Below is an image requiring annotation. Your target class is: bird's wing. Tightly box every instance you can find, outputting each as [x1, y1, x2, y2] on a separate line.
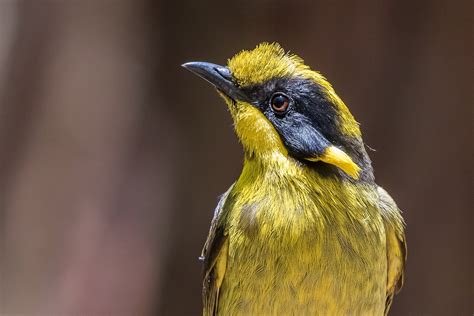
[377, 186, 407, 315]
[201, 185, 234, 316]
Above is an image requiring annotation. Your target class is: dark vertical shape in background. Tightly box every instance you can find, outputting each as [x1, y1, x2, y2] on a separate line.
[0, 0, 471, 315]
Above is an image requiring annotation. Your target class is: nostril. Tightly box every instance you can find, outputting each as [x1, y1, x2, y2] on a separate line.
[214, 66, 233, 82]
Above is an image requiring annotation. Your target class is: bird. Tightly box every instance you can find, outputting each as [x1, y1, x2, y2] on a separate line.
[183, 42, 406, 316]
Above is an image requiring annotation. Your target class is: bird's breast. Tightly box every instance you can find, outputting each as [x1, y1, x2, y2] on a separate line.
[220, 167, 387, 315]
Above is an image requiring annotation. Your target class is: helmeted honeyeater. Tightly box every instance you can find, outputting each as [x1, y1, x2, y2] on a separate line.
[183, 43, 406, 316]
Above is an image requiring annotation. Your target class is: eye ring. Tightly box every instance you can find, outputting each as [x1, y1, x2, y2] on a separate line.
[270, 93, 291, 114]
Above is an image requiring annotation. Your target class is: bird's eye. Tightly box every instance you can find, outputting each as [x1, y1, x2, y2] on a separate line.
[270, 93, 290, 114]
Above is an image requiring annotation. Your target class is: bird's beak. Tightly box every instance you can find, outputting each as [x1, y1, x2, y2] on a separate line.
[182, 62, 249, 102]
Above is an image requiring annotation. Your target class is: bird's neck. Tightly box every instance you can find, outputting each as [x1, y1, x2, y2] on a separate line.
[241, 150, 304, 179]
[235, 150, 318, 197]
[233, 150, 378, 238]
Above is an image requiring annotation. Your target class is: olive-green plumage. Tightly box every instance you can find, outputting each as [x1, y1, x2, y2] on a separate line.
[184, 43, 406, 316]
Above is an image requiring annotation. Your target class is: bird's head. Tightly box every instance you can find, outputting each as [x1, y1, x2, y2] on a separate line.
[183, 43, 371, 181]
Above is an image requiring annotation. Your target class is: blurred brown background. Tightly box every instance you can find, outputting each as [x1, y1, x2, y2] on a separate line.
[0, 0, 471, 315]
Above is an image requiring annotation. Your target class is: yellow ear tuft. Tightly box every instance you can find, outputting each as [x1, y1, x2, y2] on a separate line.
[307, 146, 360, 179]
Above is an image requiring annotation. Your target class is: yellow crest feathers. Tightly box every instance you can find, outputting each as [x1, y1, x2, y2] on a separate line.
[228, 42, 308, 87]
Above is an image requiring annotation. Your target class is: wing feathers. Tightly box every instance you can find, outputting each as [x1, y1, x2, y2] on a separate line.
[377, 186, 407, 315]
[201, 186, 234, 316]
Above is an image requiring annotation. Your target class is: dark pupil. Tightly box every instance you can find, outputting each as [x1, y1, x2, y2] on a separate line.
[273, 95, 288, 110]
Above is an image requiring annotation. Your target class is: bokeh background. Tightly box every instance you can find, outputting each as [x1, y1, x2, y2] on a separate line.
[0, 0, 471, 315]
